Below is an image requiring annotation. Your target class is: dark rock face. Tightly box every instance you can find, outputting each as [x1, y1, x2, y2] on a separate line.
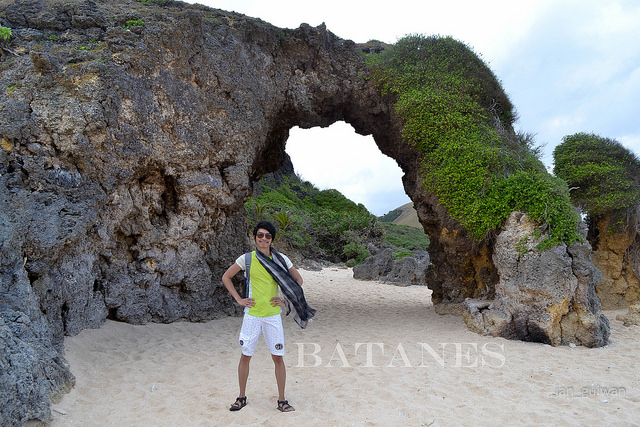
[353, 247, 430, 286]
[1, 252, 76, 425]
[0, 0, 610, 423]
[410, 181, 500, 311]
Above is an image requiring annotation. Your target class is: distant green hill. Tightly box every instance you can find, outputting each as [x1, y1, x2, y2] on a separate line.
[379, 202, 421, 228]
[379, 203, 430, 256]
[250, 159, 429, 264]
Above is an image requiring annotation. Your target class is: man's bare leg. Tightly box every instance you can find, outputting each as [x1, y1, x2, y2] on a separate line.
[272, 354, 294, 412]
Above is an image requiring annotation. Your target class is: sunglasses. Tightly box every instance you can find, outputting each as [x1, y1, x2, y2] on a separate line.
[256, 232, 272, 239]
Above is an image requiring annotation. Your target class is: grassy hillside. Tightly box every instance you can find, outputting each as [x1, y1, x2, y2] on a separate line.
[246, 175, 382, 265]
[380, 202, 421, 228]
[379, 203, 430, 257]
[381, 222, 430, 258]
[247, 175, 431, 264]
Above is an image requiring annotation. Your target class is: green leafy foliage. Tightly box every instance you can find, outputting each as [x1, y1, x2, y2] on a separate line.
[123, 19, 145, 30]
[0, 26, 11, 42]
[273, 210, 293, 232]
[553, 132, 640, 232]
[342, 237, 371, 267]
[379, 209, 402, 223]
[248, 175, 434, 263]
[366, 34, 581, 248]
[245, 176, 380, 263]
[381, 222, 430, 254]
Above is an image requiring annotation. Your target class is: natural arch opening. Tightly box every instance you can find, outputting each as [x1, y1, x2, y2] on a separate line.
[250, 120, 432, 267]
[285, 122, 410, 217]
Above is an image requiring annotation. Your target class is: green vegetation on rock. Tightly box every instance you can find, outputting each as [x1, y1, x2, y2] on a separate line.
[245, 176, 380, 265]
[123, 19, 145, 30]
[247, 175, 433, 265]
[366, 34, 581, 249]
[381, 222, 430, 257]
[0, 26, 11, 42]
[553, 132, 640, 232]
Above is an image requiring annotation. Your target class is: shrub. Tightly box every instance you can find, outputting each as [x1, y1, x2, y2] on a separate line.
[343, 241, 371, 267]
[553, 132, 640, 232]
[273, 210, 293, 232]
[245, 175, 379, 263]
[123, 19, 145, 30]
[0, 26, 11, 42]
[366, 34, 580, 248]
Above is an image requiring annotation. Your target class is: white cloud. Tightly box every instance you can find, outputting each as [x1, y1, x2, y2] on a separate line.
[619, 135, 640, 155]
[286, 123, 409, 215]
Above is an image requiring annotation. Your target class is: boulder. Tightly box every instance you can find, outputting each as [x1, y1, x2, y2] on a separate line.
[462, 212, 610, 347]
[616, 303, 640, 326]
[353, 248, 430, 286]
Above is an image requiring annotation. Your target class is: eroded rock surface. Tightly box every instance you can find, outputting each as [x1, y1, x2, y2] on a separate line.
[462, 212, 610, 347]
[590, 215, 640, 308]
[0, 0, 406, 423]
[352, 247, 430, 286]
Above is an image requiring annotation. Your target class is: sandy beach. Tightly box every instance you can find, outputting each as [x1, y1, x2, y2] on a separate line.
[47, 267, 640, 426]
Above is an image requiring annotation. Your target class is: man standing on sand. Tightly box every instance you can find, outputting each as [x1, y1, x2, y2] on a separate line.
[222, 221, 314, 413]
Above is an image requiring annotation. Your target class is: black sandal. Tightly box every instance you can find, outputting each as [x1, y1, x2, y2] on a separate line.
[277, 399, 295, 412]
[230, 396, 247, 411]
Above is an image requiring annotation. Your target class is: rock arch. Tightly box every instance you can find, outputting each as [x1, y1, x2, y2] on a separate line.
[0, 0, 610, 423]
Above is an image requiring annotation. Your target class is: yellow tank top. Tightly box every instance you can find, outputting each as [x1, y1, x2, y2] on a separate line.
[247, 251, 281, 317]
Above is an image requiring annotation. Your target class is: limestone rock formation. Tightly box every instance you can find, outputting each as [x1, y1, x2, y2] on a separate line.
[616, 303, 640, 326]
[462, 212, 610, 347]
[0, 1, 400, 423]
[0, 0, 610, 424]
[353, 247, 430, 286]
[590, 215, 640, 308]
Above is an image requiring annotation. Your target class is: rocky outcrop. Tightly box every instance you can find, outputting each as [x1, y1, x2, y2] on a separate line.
[353, 247, 430, 286]
[0, 0, 610, 423]
[590, 214, 640, 308]
[1, 250, 76, 425]
[410, 180, 500, 311]
[616, 303, 640, 326]
[462, 212, 610, 347]
[0, 0, 407, 423]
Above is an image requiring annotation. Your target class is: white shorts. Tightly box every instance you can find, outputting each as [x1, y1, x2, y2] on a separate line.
[239, 313, 285, 356]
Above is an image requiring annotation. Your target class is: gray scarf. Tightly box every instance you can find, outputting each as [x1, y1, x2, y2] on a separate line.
[255, 247, 316, 329]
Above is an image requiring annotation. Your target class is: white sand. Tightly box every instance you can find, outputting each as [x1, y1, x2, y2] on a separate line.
[49, 267, 640, 426]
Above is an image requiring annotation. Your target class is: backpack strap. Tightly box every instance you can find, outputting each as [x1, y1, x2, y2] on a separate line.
[242, 252, 252, 299]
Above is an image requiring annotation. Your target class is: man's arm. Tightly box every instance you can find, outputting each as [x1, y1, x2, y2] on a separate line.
[289, 266, 303, 286]
[222, 263, 255, 308]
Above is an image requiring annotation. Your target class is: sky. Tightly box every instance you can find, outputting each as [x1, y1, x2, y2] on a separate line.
[189, 0, 640, 216]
